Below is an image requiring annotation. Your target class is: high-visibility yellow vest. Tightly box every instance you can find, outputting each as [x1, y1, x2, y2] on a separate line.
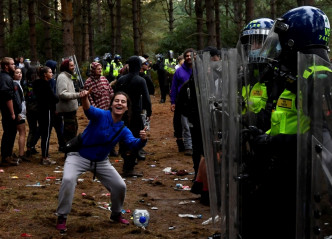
[164, 58, 177, 74]
[267, 65, 332, 136]
[103, 63, 111, 76]
[248, 82, 268, 114]
[111, 61, 123, 77]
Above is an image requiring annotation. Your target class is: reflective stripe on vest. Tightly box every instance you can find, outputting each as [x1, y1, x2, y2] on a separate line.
[103, 63, 110, 76]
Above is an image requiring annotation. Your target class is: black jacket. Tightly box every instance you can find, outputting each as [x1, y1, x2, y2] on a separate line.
[33, 79, 59, 112]
[115, 56, 152, 117]
[0, 71, 22, 115]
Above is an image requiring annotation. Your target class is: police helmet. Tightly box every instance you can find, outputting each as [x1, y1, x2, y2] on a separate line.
[260, 6, 330, 60]
[168, 50, 174, 59]
[240, 18, 274, 62]
[103, 53, 112, 60]
[114, 54, 122, 61]
[155, 54, 163, 62]
[94, 57, 100, 62]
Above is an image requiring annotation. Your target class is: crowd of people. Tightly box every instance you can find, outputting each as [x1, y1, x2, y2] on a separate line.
[0, 5, 331, 236]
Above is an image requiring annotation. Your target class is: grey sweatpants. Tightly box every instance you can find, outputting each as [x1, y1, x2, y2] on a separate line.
[56, 152, 126, 217]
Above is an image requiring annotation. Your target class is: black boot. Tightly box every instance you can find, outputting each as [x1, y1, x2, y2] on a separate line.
[176, 139, 185, 152]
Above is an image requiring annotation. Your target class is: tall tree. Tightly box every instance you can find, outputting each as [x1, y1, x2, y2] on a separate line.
[132, 0, 140, 55]
[87, 0, 94, 58]
[245, 0, 254, 24]
[233, 0, 243, 35]
[215, 0, 221, 48]
[40, 0, 53, 60]
[73, 0, 83, 63]
[106, 0, 116, 55]
[115, 0, 122, 55]
[195, 0, 204, 50]
[0, 0, 6, 57]
[18, 0, 23, 25]
[270, 0, 276, 20]
[9, 0, 14, 35]
[61, 0, 75, 56]
[54, 0, 59, 22]
[97, 0, 103, 34]
[206, 0, 216, 46]
[28, 0, 38, 63]
[82, 0, 89, 61]
[161, 0, 175, 32]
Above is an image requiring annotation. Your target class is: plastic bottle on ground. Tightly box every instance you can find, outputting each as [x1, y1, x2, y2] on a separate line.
[133, 209, 150, 229]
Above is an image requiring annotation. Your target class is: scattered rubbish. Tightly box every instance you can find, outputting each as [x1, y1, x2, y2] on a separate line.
[21, 233, 32, 237]
[126, 209, 131, 213]
[179, 200, 196, 205]
[178, 214, 202, 219]
[0, 169, 4, 173]
[26, 183, 45, 188]
[174, 184, 190, 191]
[11, 176, 18, 179]
[151, 207, 158, 210]
[82, 192, 87, 196]
[53, 171, 63, 173]
[174, 178, 189, 181]
[169, 226, 176, 230]
[121, 209, 126, 214]
[202, 215, 220, 225]
[45, 176, 56, 180]
[78, 178, 84, 182]
[101, 193, 111, 197]
[208, 232, 222, 239]
[162, 167, 172, 174]
[176, 170, 188, 176]
[133, 209, 150, 229]
[150, 165, 156, 167]
[14, 209, 21, 212]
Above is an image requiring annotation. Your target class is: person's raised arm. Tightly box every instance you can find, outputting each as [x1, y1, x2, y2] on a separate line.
[81, 88, 92, 111]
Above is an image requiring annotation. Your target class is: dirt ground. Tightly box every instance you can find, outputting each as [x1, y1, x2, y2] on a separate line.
[0, 92, 221, 238]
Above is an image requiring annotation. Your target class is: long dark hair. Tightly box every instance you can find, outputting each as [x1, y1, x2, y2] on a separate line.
[111, 91, 132, 125]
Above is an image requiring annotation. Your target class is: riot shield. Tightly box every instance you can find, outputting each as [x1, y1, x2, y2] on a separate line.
[192, 51, 223, 230]
[297, 52, 332, 238]
[62, 55, 84, 89]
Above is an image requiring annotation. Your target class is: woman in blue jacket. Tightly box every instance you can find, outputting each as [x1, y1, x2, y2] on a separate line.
[56, 90, 147, 233]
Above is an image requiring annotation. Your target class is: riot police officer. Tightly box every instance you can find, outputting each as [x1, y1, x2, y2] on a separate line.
[249, 6, 331, 239]
[110, 54, 123, 82]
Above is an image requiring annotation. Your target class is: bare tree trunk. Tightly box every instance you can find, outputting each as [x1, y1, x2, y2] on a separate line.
[28, 0, 38, 64]
[97, 0, 103, 34]
[184, 0, 192, 16]
[0, 0, 7, 57]
[87, 0, 94, 58]
[233, 0, 243, 37]
[82, 0, 89, 61]
[304, 0, 314, 5]
[54, 0, 59, 22]
[195, 0, 204, 50]
[132, 0, 140, 55]
[41, 0, 53, 60]
[168, 0, 174, 32]
[18, 0, 23, 25]
[138, 0, 144, 55]
[9, 0, 14, 35]
[245, 0, 254, 24]
[206, 0, 216, 46]
[215, 0, 221, 48]
[115, 0, 122, 55]
[225, 0, 229, 28]
[73, 0, 83, 64]
[61, 0, 75, 56]
[270, 0, 276, 20]
[107, 0, 116, 55]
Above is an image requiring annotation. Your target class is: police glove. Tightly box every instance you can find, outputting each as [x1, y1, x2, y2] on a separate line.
[254, 134, 272, 145]
[248, 125, 264, 137]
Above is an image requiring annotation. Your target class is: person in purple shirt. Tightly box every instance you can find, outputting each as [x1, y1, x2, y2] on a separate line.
[170, 48, 195, 156]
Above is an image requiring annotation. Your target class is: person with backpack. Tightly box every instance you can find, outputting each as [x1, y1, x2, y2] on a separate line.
[55, 90, 148, 233]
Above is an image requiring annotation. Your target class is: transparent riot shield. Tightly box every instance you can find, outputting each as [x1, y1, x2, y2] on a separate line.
[220, 48, 243, 239]
[192, 51, 223, 230]
[297, 52, 332, 239]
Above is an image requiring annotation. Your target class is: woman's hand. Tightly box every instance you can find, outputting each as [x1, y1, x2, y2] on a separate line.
[139, 126, 148, 141]
[81, 88, 92, 110]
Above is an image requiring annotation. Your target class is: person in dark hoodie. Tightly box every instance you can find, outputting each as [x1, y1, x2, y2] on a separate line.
[114, 56, 152, 177]
[33, 66, 59, 165]
[45, 60, 65, 152]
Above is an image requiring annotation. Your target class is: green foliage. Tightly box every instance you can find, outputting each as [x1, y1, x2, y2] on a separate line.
[5, 19, 63, 63]
[157, 17, 197, 56]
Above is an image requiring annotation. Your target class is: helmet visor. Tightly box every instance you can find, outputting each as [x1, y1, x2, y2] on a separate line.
[259, 24, 282, 60]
